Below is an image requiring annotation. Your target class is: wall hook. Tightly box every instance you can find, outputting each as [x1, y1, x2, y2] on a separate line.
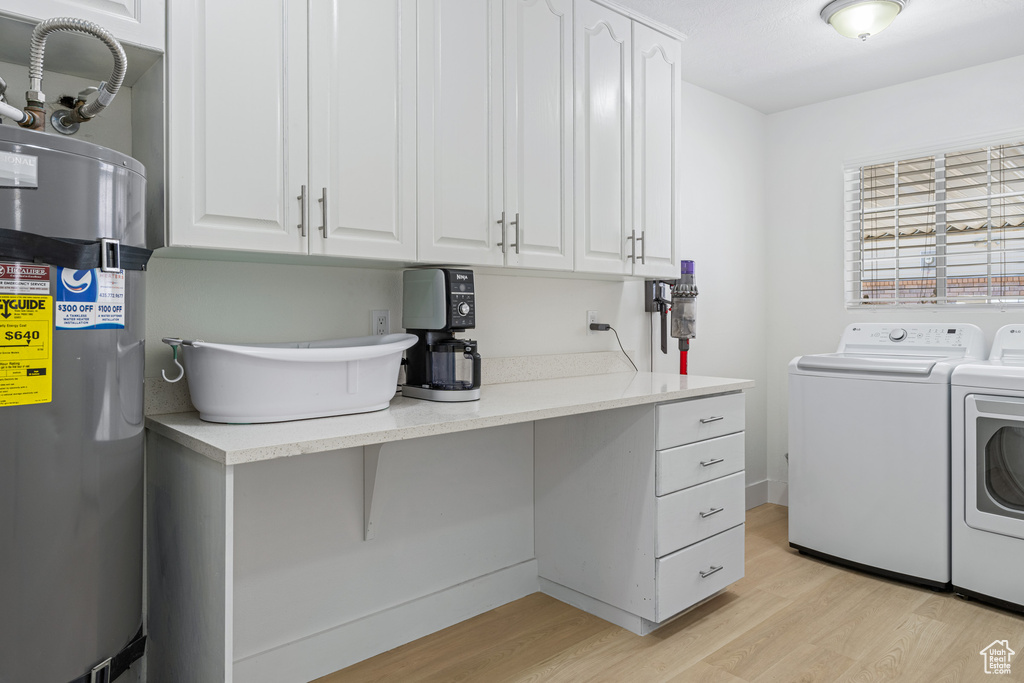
[161, 337, 185, 383]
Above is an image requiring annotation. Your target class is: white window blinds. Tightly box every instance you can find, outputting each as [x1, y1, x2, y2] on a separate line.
[845, 140, 1024, 306]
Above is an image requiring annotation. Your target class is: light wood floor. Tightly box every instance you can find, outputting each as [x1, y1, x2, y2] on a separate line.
[316, 504, 1024, 682]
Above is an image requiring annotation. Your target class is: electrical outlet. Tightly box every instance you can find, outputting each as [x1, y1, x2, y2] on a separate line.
[372, 310, 390, 336]
[587, 310, 597, 335]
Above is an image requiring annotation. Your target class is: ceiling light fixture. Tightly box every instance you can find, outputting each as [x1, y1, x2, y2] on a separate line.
[821, 0, 907, 41]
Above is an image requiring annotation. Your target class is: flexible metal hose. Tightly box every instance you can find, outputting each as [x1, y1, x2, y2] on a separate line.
[28, 17, 127, 119]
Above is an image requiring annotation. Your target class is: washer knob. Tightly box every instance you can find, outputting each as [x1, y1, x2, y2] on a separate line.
[458, 302, 471, 316]
[889, 328, 907, 342]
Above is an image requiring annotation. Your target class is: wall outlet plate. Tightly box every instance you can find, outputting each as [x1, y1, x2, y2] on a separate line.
[587, 310, 597, 335]
[372, 310, 390, 336]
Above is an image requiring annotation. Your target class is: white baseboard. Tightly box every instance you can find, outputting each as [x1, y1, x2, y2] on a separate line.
[768, 480, 789, 506]
[745, 479, 768, 509]
[232, 560, 540, 683]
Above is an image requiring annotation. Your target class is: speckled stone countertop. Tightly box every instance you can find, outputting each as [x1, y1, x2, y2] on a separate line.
[145, 372, 754, 465]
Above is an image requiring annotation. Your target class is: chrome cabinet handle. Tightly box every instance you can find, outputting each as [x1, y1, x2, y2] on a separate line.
[700, 416, 725, 424]
[510, 212, 519, 254]
[700, 507, 724, 518]
[699, 565, 724, 579]
[638, 230, 646, 264]
[319, 187, 328, 237]
[297, 185, 308, 237]
[700, 458, 725, 467]
[497, 211, 507, 253]
[627, 229, 636, 263]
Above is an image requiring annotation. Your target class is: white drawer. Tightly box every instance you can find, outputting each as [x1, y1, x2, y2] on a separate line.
[656, 393, 744, 450]
[656, 524, 744, 622]
[656, 471, 745, 557]
[656, 432, 744, 496]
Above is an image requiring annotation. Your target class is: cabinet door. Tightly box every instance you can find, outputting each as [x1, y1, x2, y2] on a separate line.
[633, 24, 681, 278]
[167, 0, 308, 254]
[308, 0, 417, 261]
[417, 0, 504, 266]
[573, 0, 632, 275]
[0, 0, 165, 50]
[502, 0, 573, 270]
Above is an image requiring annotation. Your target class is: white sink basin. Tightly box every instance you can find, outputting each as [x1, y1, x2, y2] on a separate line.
[167, 333, 417, 423]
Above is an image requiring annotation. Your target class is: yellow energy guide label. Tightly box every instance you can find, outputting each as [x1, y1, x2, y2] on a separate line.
[0, 295, 52, 406]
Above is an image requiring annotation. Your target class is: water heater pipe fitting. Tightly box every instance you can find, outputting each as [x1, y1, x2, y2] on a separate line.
[0, 100, 30, 125]
[26, 17, 127, 131]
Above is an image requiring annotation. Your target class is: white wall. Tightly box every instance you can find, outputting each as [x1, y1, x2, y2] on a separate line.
[144, 81, 771, 491]
[143, 256, 645, 370]
[765, 55, 1024, 494]
[678, 82, 769, 488]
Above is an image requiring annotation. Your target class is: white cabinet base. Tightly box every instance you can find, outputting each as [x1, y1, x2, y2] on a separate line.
[535, 396, 746, 635]
[539, 577, 728, 637]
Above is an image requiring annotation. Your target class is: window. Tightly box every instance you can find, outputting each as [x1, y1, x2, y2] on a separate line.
[845, 139, 1024, 306]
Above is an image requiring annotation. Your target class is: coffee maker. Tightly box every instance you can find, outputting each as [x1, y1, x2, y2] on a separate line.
[401, 268, 481, 401]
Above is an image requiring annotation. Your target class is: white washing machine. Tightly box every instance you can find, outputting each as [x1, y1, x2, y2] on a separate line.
[952, 324, 1024, 613]
[789, 323, 985, 588]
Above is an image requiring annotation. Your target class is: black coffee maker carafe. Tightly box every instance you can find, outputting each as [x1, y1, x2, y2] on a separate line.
[401, 268, 481, 401]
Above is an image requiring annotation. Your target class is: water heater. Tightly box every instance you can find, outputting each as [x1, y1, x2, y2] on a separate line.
[0, 125, 148, 683]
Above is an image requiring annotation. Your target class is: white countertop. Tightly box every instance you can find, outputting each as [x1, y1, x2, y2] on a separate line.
[145, 372, 753, 465]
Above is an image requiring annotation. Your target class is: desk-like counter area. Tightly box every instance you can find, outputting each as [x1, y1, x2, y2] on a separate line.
[146, 372, 753, 464]
[145, 372, 752, 683]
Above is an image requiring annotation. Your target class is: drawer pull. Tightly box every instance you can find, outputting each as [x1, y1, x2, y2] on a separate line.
[699, 457, 725, 467]
[699, 565, 724, 579]
[700, 416, 725, 424]
[700, 507, 724, 518]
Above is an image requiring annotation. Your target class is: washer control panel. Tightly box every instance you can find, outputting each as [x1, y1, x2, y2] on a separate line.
[837, 323, 985, 358]
[848, 325, 967, 346]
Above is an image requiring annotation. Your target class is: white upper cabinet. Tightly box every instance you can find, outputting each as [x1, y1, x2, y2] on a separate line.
[308, 0, 417, 261]
[632, 22, 682, 279]
[574, 1, 683, 277]
[168, 0, 416, 261]
[502, 0, 574, 271]
[573, 0, 632, 275]
[417, 0, 505, 267]
[165, 0, 682, 275]
[167, 0, 308, 254]
[0, 0, 165, 50]
[419, 0, 573, 270]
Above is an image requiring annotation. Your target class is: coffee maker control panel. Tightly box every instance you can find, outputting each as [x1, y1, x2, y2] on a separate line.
[448, 269, 475, 330]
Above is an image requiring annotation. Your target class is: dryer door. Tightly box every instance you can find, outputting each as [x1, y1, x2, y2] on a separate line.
[965, 395, 1024, 540]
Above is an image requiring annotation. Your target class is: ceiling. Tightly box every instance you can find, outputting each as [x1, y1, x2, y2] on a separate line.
[611, 0, 1024, 114]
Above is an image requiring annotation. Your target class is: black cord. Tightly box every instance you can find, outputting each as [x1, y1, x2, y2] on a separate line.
[608, 325, 638, 372]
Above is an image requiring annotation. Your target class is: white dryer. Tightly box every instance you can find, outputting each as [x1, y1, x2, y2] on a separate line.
[952, 324, 1024, 612]
[789, 323, 985, 588]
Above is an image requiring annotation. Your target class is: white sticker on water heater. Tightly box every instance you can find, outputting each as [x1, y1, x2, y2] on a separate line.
[0, 152, 38, 188]
[55, 267, 126, 330]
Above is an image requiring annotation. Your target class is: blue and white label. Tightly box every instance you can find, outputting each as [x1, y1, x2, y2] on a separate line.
[55, 267, 126, 330]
